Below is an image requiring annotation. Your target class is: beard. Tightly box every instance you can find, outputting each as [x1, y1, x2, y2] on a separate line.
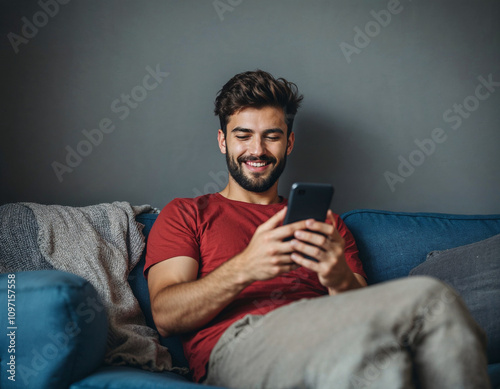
[226, 151, 287, 193]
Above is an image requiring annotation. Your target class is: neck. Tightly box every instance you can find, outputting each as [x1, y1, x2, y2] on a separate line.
[219, 177, 281, 205]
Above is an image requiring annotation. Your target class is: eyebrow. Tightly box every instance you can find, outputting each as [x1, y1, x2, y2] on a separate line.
[231, 127, 285, 135]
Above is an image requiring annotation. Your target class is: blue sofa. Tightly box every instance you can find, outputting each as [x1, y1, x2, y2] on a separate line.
[1, 209, 499, 389]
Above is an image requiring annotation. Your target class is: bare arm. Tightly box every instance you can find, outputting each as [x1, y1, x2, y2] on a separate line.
[148, 255, 252, 337]
[148, 207, 303, 337]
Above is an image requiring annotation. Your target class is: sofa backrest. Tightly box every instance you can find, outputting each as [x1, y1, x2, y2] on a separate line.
[128, 212, 189, 368]
[341, 209, 500, 285]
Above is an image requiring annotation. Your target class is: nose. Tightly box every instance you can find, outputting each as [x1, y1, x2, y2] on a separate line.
[248, 135, 265, 156]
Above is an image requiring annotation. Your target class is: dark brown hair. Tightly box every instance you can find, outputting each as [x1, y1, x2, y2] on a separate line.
[214, 70, 303, 137]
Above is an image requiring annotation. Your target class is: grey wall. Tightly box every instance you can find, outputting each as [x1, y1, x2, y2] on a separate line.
[1, 0, 499, 214]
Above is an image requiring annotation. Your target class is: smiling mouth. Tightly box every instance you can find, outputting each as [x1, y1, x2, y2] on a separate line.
[246, 161, 270, 167]
[242, 159, 273, 172]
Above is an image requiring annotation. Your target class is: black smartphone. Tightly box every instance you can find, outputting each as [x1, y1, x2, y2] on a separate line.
[283, 183, 334, 261]
[284, 182, 334, 225]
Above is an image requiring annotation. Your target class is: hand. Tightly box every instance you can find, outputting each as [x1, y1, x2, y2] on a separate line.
[233, 207, 311, 284]
[289, 210, 358, 292]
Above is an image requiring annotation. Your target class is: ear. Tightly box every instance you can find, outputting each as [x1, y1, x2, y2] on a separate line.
[218, 129, 227, 154]
[286, 132, 295, 155]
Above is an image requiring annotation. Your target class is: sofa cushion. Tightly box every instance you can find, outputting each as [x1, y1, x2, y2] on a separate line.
[409, 233, 500, 363]
[70, 366, 226, 389]
[341, 209, 500, 285]
[488, 363, 500, 388]
[0, 270, 108, 389]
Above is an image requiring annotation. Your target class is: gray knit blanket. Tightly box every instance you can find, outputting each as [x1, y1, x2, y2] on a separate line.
[0, 201, 182, 373]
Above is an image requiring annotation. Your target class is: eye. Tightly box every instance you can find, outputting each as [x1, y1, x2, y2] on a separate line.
[236, 135, 250, 140]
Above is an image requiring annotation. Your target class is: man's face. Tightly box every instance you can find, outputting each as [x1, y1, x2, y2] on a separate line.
[218, 106, 294, 193]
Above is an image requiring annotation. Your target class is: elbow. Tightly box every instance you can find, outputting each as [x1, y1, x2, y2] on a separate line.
[151, 298, 173, 338]
[155, 319, 183, 338]
[152, 311, 174, 338]
[153, 310, 189, 338]
[157, 325, 170, 338]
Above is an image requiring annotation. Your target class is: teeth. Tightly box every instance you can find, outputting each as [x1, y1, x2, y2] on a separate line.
[247, 162, 267, 167]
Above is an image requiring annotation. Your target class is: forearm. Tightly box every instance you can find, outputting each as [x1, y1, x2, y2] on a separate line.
[151, 207, 301, 337]
[152, 257, 251, 337]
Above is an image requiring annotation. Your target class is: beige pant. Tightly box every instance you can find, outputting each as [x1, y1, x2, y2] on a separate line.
[204, 277, 490, 389]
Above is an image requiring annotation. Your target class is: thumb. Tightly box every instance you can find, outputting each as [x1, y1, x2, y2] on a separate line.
[327, 210, 342, 241]
[261, 206, 288, 231]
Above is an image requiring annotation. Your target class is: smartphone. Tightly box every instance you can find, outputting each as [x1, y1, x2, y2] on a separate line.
[284, 182, 334, 225]
[283, 182, 334, 261]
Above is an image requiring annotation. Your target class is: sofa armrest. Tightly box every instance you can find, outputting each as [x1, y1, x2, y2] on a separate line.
[0, 270, 108, 389]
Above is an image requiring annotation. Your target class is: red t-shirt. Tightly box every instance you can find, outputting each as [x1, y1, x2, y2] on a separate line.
[145, 193, 365, 382]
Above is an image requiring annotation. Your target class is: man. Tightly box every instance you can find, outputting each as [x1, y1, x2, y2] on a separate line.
[145, 70, 489, 388]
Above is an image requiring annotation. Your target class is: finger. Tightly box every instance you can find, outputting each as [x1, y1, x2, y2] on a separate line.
[274, 239, 297, 254]
[290, 239, 325, 262]
[290, 252, 320, 272]
[303, 218, 335, 238]
[293, 229, 329, 248]
[260, 207, 288, 231]
[327, 210, 341, 235]
[274, 238, 320, 259]
[272, 219, 310, 241]
[326, 210, 344, 242]
[272, 255, 301, 272]
[327, 210, 335, 228]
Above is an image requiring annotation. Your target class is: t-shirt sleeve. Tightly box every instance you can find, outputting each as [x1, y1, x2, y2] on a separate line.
[333, 213, 367, 280]
[144, 198, 200, 278]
